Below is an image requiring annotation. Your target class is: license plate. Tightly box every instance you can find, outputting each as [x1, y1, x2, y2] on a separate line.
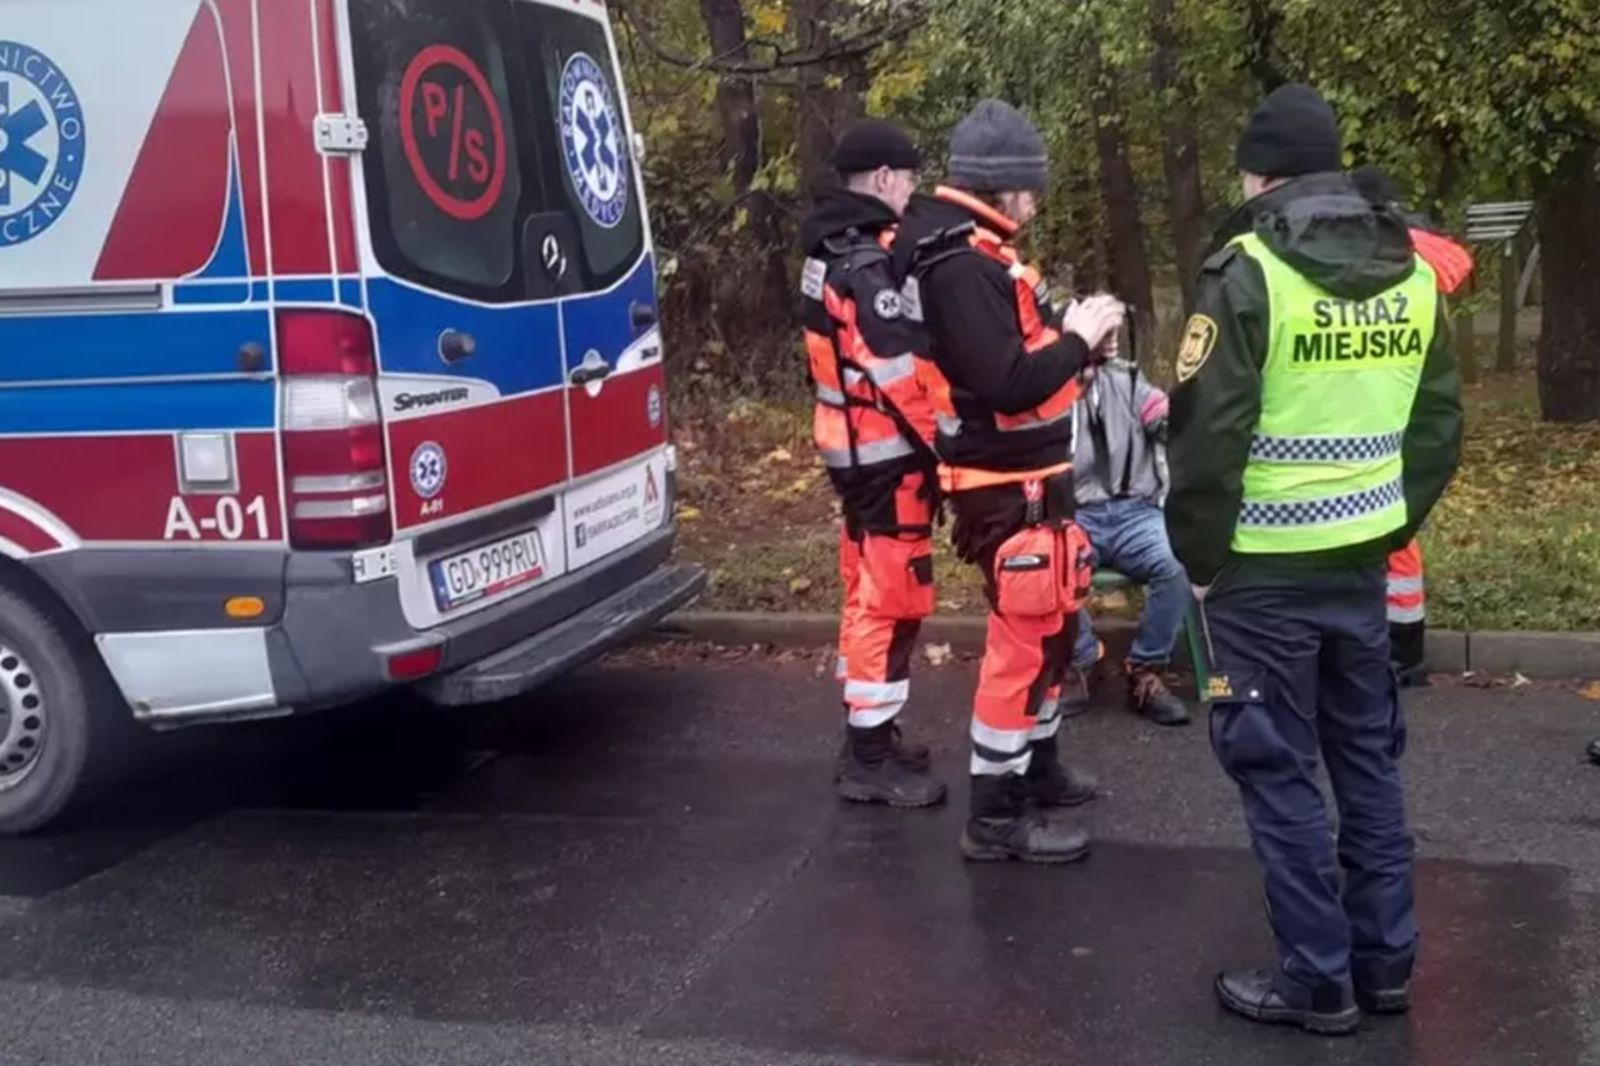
[429, 529, 546, 612]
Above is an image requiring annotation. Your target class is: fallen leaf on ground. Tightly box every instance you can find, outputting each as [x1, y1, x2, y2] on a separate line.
[924, 643, 954, 667]
[677, 505, 703, 522]
[789, 577, 814, 595]
[1579, 681, 1600, 701]
[762, 447, 793, 464]
[1511, 672, 1532, 688]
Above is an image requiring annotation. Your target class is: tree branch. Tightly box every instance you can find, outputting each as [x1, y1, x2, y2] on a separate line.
[614, 0, 926, 75]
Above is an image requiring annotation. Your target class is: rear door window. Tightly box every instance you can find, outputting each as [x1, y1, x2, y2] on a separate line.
[351, 0, 644, 302]
[513, 3, 645, 290]
[349, 0, 526, 299]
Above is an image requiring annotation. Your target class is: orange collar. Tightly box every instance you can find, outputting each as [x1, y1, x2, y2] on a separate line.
[934, 186, 1019, 238]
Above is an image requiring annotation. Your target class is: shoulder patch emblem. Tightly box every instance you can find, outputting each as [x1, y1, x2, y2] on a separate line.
[801, 257, 827, 301]
[873, 289, 903, 321]
[1176, 314, 1219, 383]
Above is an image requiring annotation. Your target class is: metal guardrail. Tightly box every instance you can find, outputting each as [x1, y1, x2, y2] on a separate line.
[1466, 201, 1534, 243]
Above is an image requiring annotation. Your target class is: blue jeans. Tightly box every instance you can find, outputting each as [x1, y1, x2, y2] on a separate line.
[1072, 497, 1189, 669]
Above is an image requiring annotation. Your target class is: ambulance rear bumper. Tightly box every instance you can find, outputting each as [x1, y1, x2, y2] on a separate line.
[57, 525, 696, 726]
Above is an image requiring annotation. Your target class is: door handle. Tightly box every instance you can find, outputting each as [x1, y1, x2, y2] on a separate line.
[569, 350, 613, 387]
[438, 329, 477, 364]
[629, 301, 658, 334]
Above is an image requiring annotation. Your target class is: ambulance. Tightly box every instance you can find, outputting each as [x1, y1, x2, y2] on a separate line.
[0, 0, 702, 832]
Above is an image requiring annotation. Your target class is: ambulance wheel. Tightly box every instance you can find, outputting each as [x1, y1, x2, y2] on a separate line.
[0, 585, 105, 835]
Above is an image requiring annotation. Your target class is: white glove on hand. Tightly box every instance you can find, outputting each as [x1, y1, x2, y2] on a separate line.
[1061, 293, 1126, 354]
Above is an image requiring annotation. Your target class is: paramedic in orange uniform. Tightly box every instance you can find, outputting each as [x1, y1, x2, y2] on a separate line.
[799, 119, 946, 808]
[1351, 167, 1476, 688]
[896, 100, 1126, 862]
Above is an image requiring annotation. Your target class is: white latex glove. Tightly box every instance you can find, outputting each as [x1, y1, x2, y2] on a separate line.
[1061, 293, 1126, 354]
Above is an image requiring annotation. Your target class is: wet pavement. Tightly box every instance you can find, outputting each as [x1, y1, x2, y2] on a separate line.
[1, 646, 1598, 1065]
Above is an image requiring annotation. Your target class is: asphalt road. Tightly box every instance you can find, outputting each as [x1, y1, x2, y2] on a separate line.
[1, 643, 1597, 1066]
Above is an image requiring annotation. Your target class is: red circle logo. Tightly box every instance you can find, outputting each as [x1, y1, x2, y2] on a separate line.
[398, 45, 508, 222]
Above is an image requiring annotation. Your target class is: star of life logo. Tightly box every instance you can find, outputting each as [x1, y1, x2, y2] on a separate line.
[559, 52, 627, 229]
[410, 441, 448, 500]
[0, 41, 85, 249]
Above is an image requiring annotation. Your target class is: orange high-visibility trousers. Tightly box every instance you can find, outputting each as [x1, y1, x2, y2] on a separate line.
[1387, 540, 1425, 626]
[950, 483, 1092, 776]
[836, 471, 937, 728]
[1387, 539, 1426, 674]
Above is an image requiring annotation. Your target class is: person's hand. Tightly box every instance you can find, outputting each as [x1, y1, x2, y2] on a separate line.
[1062, 293, 1125, 353]
[1140, 388, 1169, 426]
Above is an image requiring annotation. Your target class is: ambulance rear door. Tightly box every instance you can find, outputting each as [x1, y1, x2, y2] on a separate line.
[345, 0, 666, 631]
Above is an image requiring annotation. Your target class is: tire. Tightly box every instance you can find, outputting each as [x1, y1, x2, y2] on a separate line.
[0, 584, 107, 835]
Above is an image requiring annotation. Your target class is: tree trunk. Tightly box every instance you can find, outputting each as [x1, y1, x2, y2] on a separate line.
[1091, 87, 1157, 364]
[696, 0, 791, 368]
[1496, 245, 1520, 373]
[698, 0, 761, 192]
[1455, 306, 1479, 385]
[1534, 146, 1600, 422]
[788, 0, 866, 205]
[1149, 0, 1207, 315]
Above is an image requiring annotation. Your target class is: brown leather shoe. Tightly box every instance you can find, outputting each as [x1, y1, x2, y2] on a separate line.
[1128, 663, 1192, 727]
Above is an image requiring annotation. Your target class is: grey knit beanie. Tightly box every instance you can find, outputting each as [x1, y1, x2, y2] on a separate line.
[947, 100, 1049, 193]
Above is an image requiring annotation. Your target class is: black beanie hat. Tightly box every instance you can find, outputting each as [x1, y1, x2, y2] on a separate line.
[831, 119, 922, 176]
[1236, 84, 1343, 179]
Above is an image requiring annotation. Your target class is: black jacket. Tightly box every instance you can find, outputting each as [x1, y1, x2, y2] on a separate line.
[1167, 172, 1464, 584]
[893, 193, 1090, 473]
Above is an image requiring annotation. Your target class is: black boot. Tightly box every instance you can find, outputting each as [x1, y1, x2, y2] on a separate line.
[834, 721, 931, 780]
[1023, 735, 1098, 808]
[837, 724, 946, 808]
[1128, 663, 1192, 727]
[960, 774, 1089, 864]
[1215, 969, 1359, 1036]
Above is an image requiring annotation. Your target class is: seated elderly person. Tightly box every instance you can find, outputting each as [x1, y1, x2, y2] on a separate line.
[1066, 358, 1193, 726]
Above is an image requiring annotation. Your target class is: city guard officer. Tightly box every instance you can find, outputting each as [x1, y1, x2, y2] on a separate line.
[1166, 85, 1464, 1034]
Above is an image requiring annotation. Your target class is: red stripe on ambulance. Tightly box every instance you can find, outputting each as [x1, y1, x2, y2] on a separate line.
[94, 6, 233, 281]
[387, 391, 569, 531]
[0, 434, 283, 543]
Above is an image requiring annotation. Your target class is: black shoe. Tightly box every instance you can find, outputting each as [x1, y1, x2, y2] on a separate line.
[834, 720, 931, 780]
[1396, 663, 1431, 689]
[1059, 668, 1093, 719]
[1129, 664, 1192, 727]
[960, 775, 1089, 864]
[1215, 969, 1359, 1036]
[1356, 984, 1411, 1015]
[1024, 735, 1098, 808]
[837, 724, 946, 808]
[1588, 738, 1600, 767]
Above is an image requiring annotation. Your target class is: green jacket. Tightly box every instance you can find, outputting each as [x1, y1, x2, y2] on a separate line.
[1166, 173, 1464, 585]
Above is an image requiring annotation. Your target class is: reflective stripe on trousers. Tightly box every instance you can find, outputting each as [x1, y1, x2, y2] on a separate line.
[818, 435, 919, 468]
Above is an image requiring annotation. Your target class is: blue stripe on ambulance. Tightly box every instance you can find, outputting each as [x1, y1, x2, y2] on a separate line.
[365, 277, 565, 394]
[0, 379, 275, 434]
[560, 254, 656, 369]
[0, 308, 274, 382]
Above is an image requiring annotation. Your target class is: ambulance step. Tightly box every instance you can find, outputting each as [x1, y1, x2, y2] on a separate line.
[417, 564, 707, 706]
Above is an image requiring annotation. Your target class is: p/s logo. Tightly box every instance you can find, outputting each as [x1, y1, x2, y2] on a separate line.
[0, 41, 86, 248]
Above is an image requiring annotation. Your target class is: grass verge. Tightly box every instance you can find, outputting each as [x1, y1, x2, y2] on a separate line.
[673, 372, 1600, 632]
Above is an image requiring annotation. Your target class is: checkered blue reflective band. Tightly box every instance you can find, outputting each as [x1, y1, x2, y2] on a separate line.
[1239, 478, 1405, 528]
[1250, 431, 1405, 464]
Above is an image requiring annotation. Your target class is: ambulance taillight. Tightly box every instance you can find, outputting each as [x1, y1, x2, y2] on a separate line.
[277, 311, 393, 550]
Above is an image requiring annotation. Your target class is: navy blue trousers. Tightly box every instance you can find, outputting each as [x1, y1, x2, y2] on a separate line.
[1204, 560, 1417, 1005]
